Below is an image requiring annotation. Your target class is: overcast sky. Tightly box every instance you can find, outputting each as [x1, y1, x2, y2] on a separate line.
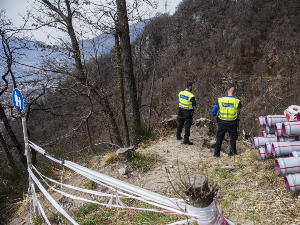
[2, 0, 182, 43]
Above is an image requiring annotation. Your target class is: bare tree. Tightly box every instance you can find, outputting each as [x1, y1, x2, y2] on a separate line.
[29, 0, 124, 147]
[0, 11, 27, 167]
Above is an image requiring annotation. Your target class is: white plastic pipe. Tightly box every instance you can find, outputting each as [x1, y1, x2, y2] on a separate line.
[252, 136, 293, 149]
[252, 137, 278, 149]
[275, 157, 300, 175]
[265, 115, 287, 127]
[262, 131, 275, 137]
[289, 151, 300, 157]
[258, 116, 266, 127]
[272, 141, 300, 156]
[282, 121, 300, 136]
[264, 142, 273, 155]
[259, 147, 273, 160]
[284, 174, 300, 191]
[264, 125, 275, 134]
[274, 123, 283, 136]
[277, 136, 298, 142]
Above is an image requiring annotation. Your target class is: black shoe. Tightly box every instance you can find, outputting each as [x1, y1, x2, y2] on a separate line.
[183, 141, 193, 145]
[214, 155, 220, 158]
[228, 152, 237, 157]
[176, 136, 183, 140]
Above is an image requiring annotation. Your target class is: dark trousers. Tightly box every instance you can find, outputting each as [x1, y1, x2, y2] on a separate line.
[214, 121, 238, 156]
[176, 109, 193, 142]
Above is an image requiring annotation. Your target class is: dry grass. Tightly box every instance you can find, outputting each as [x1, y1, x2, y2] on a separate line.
[193, 148, 300, 225]
[99, 152, 117, 167]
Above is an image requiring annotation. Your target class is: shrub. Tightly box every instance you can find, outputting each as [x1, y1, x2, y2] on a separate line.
[134, 124, 153, 143]
[130, 151, 155, 173]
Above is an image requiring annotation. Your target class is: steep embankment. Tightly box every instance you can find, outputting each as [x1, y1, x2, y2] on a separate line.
[10, 119, 300, 225]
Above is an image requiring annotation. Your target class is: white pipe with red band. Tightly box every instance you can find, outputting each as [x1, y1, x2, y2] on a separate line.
[272, 141, 300, 156]
[284, 174, 300, 191]
[265, 115, 287, 127]
[275, 157, 300, 175]
[274, 123, 283, 137]
[252, 136, 295, 149]
[289, 151, 300, 157]
[282, 121, 300, 136]
[258, 116, 266, 127]
[262, 131, 276, 137]
[259, 147, 273, 160]
[264, 125, 275, 134]
[264, 142, 273, 156]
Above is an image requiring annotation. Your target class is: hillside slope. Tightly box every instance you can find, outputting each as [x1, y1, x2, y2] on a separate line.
[10, 120, 300, 225]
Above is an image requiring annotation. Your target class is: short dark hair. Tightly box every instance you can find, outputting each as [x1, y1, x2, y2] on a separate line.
[228, 87, 236, 94]
[186, 82, 193, 88]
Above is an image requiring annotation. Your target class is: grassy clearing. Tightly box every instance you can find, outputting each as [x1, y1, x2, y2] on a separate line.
[71, 200, 190, 225]
[43, 200, 191, 225]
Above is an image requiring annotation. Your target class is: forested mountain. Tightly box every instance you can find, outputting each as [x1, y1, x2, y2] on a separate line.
[129, 0, 300, 137]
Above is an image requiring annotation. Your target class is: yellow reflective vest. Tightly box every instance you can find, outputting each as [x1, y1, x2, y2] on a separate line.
[218, 97, 240, 121]
[178, 90, 194, 109]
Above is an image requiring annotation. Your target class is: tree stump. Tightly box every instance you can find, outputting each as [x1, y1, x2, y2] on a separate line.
[185, 174, 214, 208]
[116, 146, 135, 163]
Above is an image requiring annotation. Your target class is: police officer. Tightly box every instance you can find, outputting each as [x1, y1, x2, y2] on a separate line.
[212, 87, 242, 157]
[176, 82, 197, 145]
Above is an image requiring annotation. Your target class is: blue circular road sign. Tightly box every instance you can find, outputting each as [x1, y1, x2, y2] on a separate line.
[12, 89, 24, 112]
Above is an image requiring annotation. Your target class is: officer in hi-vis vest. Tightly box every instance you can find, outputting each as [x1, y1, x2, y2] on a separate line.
[176, 82, 197, 145]
[212, 87, 242, 157]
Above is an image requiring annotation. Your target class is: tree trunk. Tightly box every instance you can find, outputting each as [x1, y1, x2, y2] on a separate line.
[85, 118, 94, 153]
[114, 33, 130, 147]
[0, 103, 26, 167]
[148, 67, 155, 129]
[0, 131, 16, 169]
[116, 0, 141, 144]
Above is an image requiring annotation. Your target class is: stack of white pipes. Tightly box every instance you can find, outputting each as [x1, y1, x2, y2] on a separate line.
[256, 114, 300, 191]
[254, 115, 293, 160]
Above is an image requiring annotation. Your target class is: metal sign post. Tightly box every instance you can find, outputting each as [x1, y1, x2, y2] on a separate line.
[12, 89, 37, 215]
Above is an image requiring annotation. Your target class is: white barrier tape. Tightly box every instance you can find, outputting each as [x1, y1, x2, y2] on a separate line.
[31, 183, 51, 225]
[28, 168, 79, 225]
[29, 141, 230, 224]
[31, 165, 188, 215]
[29, 141, 183, 213]
[28, 141, 195, 215]
[30, 141, 224, 222]
[32, 166, 122, 199]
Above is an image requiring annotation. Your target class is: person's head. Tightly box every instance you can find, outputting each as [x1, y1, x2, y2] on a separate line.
[228, 87, 236, 97]
[186, 82, 193, 91]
